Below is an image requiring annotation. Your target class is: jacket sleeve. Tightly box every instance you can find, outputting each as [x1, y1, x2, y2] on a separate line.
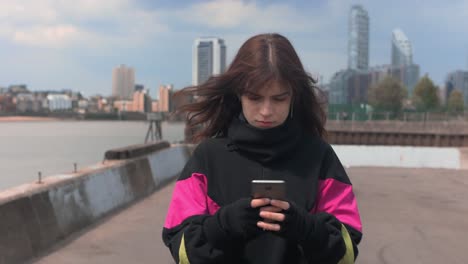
[162, 144, 237, 264]
[304, 144, 363, 264]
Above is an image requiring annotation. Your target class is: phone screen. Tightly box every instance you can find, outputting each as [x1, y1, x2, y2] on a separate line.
[251, 180, 286, 200]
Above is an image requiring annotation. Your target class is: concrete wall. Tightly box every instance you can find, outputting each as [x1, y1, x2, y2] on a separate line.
[333, 145, 463, 169]
[0, 144, 191, 264]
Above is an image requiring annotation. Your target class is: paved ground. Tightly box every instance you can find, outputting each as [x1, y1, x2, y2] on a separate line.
[30, 167, 468, 264]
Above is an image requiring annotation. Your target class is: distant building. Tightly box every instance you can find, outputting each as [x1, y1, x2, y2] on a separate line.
[158, 84, 173, 112]
[329, 64, 420, 106]
[46, 94, 72, 111]
[133, 90, 152, 113]
[369, 64, 420, 96]
[134, 84, 145, 92]
[392, 29, 413, 67]
[112, 64, 135, 99]
[77, 99, 89, 113]
[193, 37, 227, 85]
[8, 84, 29, 95]
[114, 90, 151, 113]
[328, 69, 370, 104]
[445, 70, 468, 105]
[113, 100, 132, 112]
[348, 5, 369, 70]
[152, 100, 160, 113]
[0, 94, 15, 112]
[389, 29, 420, 96]
[14, 93, 35, 112]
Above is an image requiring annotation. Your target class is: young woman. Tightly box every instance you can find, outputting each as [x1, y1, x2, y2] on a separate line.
[162, 33, 362, 264]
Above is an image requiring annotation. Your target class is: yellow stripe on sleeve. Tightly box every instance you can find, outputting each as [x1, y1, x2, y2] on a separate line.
[338, 224, 355, 264]
[178, 234, 190, 264]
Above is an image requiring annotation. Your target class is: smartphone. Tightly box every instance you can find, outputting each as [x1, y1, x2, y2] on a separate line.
[251, 180, 286, 200]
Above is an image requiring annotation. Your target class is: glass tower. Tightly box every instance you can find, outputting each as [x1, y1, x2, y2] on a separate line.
[192, 37, 227, 85]
[348, 5, 369, 70]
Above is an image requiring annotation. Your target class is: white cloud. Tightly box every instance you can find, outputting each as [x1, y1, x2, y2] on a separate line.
[0, 0, 167, 48]
[177, 0, 326, 33]
[12, 25, 79, 47]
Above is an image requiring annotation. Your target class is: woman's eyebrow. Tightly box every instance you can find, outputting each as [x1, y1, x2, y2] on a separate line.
[245, 91, 260, 96]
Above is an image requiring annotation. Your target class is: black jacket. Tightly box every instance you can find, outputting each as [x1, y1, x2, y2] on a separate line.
[162, 118, 362, 263]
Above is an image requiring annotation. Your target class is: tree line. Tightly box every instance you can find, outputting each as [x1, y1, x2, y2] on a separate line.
[367, 75, 464, 116]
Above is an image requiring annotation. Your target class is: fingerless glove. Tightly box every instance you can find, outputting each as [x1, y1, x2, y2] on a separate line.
[203, 198, 263, 248]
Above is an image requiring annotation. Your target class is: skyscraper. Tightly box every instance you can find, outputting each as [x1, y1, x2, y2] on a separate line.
[348, 5, 369, 70]
[392, 29, 413, 66]
[192, 37, 227, 85]
[391, 29, 420, 96]
[112, 64, 135, 99]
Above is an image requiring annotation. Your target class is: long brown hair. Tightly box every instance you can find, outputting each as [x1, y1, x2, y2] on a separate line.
[174, 33, 326, 142]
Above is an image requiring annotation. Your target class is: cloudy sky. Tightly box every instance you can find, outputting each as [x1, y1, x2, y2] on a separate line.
[1, 0, 467, 98]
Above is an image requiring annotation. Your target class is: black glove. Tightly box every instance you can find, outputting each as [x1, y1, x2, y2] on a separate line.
[279, 202, 343, 245]
[203, 198, 262, 248]
[277, 201, 316, 244]
[279, 202, 346, 263]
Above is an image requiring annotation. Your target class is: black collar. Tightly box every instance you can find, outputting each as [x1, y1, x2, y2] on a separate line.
[227, 114, 303, 164]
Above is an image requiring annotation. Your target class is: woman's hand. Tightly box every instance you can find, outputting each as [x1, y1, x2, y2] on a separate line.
[256, 199, 290, 231]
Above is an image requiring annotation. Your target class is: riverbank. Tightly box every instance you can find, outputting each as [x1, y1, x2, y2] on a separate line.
[0, 116, 60, 122]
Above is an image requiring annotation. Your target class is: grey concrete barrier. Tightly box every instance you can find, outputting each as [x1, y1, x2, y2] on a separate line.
[0, 143, 192, 264]
[104, 141, 171, 160]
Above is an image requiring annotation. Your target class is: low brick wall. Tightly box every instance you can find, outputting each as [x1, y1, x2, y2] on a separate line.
[0, 142, 192, 264]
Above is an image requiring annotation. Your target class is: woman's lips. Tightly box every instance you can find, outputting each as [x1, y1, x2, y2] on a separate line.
[256, 121, 274, 127]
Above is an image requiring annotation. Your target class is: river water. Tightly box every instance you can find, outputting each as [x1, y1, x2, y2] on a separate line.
[0, 120, 185, 191]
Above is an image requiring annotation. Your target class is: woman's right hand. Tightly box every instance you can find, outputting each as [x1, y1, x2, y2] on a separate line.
[214, 198, 270, 240]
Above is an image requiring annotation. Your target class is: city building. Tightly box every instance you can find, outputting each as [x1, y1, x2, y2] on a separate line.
[348, 5, 369, 70]
[8, 84, 29, 95]
[392, 29, 413, 67]
[132, 90, 152, 113]
[112, 64, 135, 99]
[390, 29, 420, 96]
[152, 101, 160, 113]
[134, 84, 145, 92]
[0, 94, 15, 112]
[46, 94, 72, 111]
[113, 90, 152, 113]
[192, 37, 227, 85]
[14, 93, 35, 112]
[158, 84, 173, 112]
[445, 70, 468, 105]
[369, 64, 420, 96]
[113, 100, 132, 112]
[329, 69, 371, 105]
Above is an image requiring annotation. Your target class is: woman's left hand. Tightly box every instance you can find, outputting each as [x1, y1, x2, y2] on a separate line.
[257, 199, 290, 231]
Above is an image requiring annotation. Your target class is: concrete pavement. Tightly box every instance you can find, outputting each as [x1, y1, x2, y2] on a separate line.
[30, 167, 468, 264]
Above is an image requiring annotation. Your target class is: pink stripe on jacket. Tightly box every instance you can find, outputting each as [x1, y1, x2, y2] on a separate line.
[313, 178, 362, 232]
[164, 173, 220, 229]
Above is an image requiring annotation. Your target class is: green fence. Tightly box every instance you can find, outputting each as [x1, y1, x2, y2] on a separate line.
[326, 104, 468, 122]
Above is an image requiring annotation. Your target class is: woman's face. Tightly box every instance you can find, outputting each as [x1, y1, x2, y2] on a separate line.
[240, 82, 292, 129]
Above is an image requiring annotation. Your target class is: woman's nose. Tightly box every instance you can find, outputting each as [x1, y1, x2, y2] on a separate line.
[259, 101, 273, 116]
